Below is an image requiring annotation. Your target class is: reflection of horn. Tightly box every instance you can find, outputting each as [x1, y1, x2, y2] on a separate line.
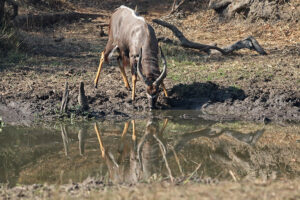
[153, 134, 174, 182]
[169, 144, 184, 176]
[94, 123, 105, 158]
[60, 124, 69, 156]
[153, 47, 167, 87]
[224, 129, 265, 145]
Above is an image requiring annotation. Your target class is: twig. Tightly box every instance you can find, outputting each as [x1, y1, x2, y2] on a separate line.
[60, 81, 69, 113]
[78, 127, 86, 156]
[229, 170, 238, 182]
[183, 162, 202, 184]
[169, 0, 186, 15]
[60, 124, 69, 156]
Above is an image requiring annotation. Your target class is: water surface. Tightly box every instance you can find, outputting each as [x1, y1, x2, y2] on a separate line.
[1, 111, 299, 187]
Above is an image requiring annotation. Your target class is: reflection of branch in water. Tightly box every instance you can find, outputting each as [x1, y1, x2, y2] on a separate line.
[223, 129, 265, 145]
[169, 125, 265, 180]
[183, 162, 202, 185]
[60, 124, 69, 156]
[171, 127, 265, 156]
[78, 127, 86, 156]
[171, 127, 223, 154]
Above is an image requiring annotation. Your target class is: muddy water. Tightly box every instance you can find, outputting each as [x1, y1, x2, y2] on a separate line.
[0, 112, 299, 187]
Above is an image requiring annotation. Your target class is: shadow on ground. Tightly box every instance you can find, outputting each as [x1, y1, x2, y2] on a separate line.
[166, 81, 246, 109]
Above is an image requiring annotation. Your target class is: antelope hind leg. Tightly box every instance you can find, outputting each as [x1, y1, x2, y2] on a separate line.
[94, 51, 105, 88]
[117, 56, 131, 91]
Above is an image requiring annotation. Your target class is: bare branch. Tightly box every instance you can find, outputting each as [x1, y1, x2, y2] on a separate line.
[153, 19, 225, 54]
[169, 0, 186, 15]
[153, 19, 267, 55]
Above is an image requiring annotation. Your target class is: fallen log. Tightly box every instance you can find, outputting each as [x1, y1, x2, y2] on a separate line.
[153, 19, 267, 55]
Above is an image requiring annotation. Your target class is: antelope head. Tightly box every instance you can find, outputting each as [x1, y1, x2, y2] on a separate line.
[137, 47, 167, 110]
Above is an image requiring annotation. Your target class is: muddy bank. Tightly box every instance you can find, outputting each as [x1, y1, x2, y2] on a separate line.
[0, 65, 299, 124]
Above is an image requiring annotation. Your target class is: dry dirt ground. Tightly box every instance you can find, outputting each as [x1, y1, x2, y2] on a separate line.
[1, 178, 300, 200]
[0, 0, 299, 125]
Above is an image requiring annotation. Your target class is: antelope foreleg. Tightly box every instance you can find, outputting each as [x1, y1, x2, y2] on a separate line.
[161, 82, 168, 97]
[121, 121, 130, 138]
[131, 120, 136, 142]
[94, 123, 105, 158]
[94, 51, 105, 88]
[132, 74, 137, 101]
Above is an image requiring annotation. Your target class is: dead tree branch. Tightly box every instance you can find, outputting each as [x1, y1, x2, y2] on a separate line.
[223, 36, 267, 55]
[153, 19, 267, 55]
[153, 19, 225, 54]
[169, 0, 186, 15]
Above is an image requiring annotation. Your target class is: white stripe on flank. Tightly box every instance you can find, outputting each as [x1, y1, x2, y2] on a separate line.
[120, 5, 145, 22]
[108, 45, 118, 59]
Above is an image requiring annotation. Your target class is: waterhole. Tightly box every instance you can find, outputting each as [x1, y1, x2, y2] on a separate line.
[0, 111, 299, 187]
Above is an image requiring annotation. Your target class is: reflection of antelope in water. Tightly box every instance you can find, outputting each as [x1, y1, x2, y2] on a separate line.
[168, 125, 265, 180]
[94, 118, 170, 184]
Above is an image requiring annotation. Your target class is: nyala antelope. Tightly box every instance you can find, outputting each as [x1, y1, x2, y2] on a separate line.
[94, 5, 168, 109]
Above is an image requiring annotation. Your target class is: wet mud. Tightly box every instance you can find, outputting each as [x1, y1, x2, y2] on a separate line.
[0, 68, 299, 124]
